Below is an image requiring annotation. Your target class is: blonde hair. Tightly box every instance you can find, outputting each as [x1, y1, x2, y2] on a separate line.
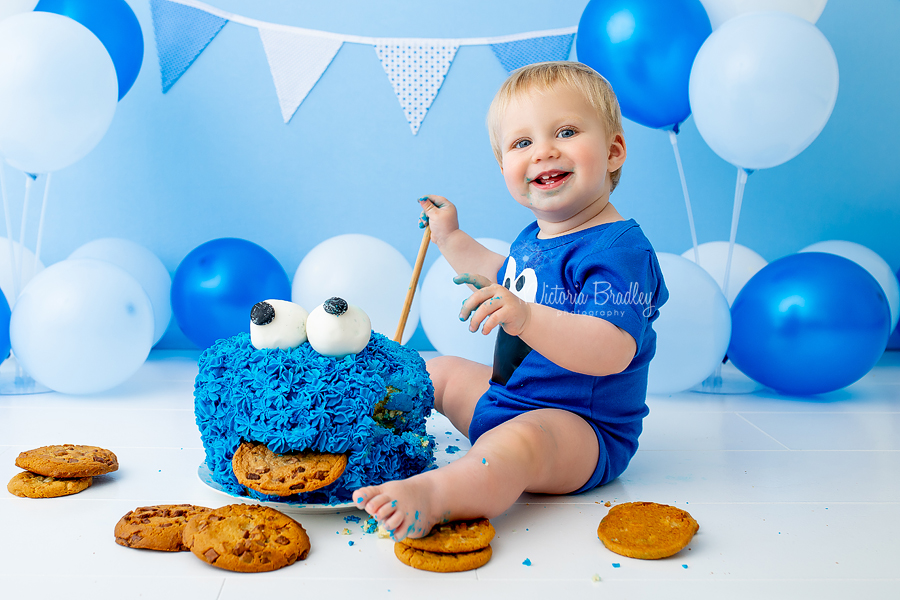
[487, 61, 624, 192]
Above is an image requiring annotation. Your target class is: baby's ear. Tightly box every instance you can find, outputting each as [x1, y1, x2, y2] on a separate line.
[607, 133, 626, 170]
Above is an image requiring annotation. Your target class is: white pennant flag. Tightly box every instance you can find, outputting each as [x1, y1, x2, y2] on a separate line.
[375, 42, 459, 135]
[259, 27, 343, 123]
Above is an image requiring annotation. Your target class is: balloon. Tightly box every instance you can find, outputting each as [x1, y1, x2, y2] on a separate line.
[0, 237, 46, 310]
[0, 1, 38, 20]
[647, 253, 731, 395]
[800, 240, 900, 335]
[69, 238, 172, 346]
[0, 12, 117, 174]
[10, 259, 154, 394]
[688, 11, 838, 170]
[420, 238, 511, 365]
[172, 238, 291, 350]
[0, 290, 10, 363]
[729, 253, 890, 395]
[35, 0, 144, 100]
[699, 0, 827, 29]
[576, 0, 711, 129]
[681, 241, 767, 306]
[292, 234, 420, 345]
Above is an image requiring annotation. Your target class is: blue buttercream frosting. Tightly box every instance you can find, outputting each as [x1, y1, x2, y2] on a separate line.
[194, 332, 435, 504]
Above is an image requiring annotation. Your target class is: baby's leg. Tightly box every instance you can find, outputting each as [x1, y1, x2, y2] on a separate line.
[427, 355, 491, 437]
[353, 408, 600, 541]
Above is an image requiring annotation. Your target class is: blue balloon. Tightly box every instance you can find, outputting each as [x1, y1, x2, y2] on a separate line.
[729, 253, 891, 396]
[35, 0, 143, 100]
[0, 290, 10, 363]
[576, 0, 711, 130]
[172, 238, 291, 350]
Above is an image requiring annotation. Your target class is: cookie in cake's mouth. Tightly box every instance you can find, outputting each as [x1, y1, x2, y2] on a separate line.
[529, 169, 572, 190]
[232, 441, 348, 497]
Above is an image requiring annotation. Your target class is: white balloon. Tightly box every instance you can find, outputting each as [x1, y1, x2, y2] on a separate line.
[689, 11, 838, 170]
[647, 253, 732, 395]
[69, 238, 173, 346]
[292, 234, 420, 344]
[10, 259, 154, 394]
[0, 0, 38, 21]
[800, 240, 900, 334]
[0, 237, 45, 310]
[420, 238, 511, 365]
[699, 0, 827, 29]
[0, 12, 118, 173]
[681, 242, 768, 306]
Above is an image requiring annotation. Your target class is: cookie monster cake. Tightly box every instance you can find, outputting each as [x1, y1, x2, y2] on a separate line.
[194, 298, 435, 504]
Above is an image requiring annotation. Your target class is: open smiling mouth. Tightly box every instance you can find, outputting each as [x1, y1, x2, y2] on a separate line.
[530, 170, 572, 189]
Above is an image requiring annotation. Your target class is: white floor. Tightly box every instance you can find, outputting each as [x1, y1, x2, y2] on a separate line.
[1, 349, 898, 600]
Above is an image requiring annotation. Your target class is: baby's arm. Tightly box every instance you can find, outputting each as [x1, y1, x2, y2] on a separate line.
[458, 276, 636, 377]
[418, 196, 506, 284]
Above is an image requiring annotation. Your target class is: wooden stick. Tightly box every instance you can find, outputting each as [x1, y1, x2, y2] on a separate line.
[394, 225, 431, 343]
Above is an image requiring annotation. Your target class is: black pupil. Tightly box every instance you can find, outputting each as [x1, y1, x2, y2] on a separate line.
[324, 297, 349, 316]
[504, 278, 511, 289]
[515, 276, 525, 292]
[250, 301, 275, 326]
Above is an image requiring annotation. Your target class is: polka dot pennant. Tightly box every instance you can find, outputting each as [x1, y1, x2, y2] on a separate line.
[490, 34, 574, 73]
[374, 42, 459, 135]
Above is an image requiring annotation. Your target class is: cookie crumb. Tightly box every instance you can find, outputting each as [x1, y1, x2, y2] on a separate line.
[604, 501, 611, 507]
[591, 574, 601, 582]
[342, 528, 352, 535]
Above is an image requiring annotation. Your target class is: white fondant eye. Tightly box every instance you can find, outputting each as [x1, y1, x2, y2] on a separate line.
[501, 256, 518, 291]
[306, 297, 372, 358]
[249, 299, 309, 350]
[511, 267, 538, 303]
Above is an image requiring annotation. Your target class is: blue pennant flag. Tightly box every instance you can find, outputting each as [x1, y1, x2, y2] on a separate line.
[150, 0, 228, 93]
[490, 34, 575, 73]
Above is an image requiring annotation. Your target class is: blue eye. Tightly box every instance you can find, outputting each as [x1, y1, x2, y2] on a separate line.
[558, 128, 576, 138]
[514, 139, 532, 149]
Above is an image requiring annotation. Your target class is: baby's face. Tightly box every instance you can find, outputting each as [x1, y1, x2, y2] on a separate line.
[498, 86, 623, 225]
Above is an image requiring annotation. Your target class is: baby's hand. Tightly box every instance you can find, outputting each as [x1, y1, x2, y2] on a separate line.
[417, 195, 459, 246]
[455, 273, 531, 337]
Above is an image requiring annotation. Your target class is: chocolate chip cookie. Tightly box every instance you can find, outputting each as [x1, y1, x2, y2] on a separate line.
[232, 441, 347, 496]
[115, 504, 212, 551]
[597, 501, 699, 559]
[182, 504, 310, 572]
[394, 543, 492, 573]
[7, 471, 92, 498]
[15, 444, 118, 478]
[400, 518, 495, 554]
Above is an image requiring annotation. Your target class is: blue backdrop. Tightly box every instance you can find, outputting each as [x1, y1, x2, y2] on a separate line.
[2, 0, 898, 349]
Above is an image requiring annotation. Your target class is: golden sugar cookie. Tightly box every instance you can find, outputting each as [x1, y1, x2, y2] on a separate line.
[597, 501, 699, 559]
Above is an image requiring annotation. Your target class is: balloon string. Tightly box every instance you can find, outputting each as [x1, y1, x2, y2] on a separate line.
[669, 130, 699, 264]
[17, 175, 33, 299]
[723, 167, 750, 297]
[0, 162, 19, 305]
[33, 173, 51, 280]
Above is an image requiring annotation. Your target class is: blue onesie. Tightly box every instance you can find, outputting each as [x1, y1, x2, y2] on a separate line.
[468, 218, 668, 492]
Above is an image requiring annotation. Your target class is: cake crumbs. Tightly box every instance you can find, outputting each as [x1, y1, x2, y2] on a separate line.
[341, 528, 352, 535]
[591, 574, 601, 582]
[522, 558, 532, 566]
[482, 457, 489, 466]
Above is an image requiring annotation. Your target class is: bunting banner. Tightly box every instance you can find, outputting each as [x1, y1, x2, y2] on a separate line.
[151, 0, 577, 133]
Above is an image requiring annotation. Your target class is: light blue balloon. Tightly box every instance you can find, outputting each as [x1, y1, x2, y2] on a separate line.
[688, 11, 839, 170]
[647, 253, 731, 395]
[69, 238, 172, 346]
[10, 258, 154, 394]
[0, 12, 117, 174]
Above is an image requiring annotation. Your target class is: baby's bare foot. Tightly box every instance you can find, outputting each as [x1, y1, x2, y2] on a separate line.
[352, 475, 448, 542]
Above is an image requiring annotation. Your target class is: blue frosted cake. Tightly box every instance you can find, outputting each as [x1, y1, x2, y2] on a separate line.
[193, 298, 435, 504]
